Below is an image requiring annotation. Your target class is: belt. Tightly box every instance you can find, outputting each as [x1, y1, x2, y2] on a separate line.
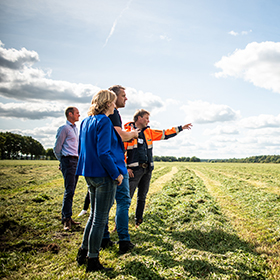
[62, 155, 78, 159]
[139, 163, 148, 168]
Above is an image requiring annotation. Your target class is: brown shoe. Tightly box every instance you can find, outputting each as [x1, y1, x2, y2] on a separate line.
[64, 218, 71, 231]
[71, 218, 81, 226]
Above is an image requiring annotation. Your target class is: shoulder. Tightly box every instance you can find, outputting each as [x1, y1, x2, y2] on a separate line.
[57, 124, 69, 134]
[97, 114, 112, 127]
[109, 109, 121, 127]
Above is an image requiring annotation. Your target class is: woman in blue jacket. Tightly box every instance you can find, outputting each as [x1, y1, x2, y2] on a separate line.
[76, 89, 127, 272]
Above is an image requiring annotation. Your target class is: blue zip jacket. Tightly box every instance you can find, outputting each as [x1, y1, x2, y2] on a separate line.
[76, 114, 127, 180]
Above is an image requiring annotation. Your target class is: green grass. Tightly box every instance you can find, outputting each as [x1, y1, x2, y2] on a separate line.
[0, 161, 279, 279]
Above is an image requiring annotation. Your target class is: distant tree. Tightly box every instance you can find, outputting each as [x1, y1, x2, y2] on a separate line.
[178, 157, 189, 162]
[0, 132, 45, 160]
[153, 155, 161, 161]
[154, 155, 200, 162]
[2, 132, 21, 159]
[190, 156, 200, 162]
[46, 148, 56, 160]
[0, 132, 6, 159]
[220, 155, 280, 163]
[29, 138, 45, 159]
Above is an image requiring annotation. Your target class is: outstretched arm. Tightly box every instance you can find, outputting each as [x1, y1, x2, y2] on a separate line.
[182, 123, 192, 130]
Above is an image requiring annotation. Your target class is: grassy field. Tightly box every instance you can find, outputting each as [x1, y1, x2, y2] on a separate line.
[1, 160, 280, 279]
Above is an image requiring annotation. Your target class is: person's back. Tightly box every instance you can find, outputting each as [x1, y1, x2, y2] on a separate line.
[77, 114, 126, 179]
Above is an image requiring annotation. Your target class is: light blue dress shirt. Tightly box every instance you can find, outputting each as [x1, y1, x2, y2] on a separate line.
[53, 120, 79, 161]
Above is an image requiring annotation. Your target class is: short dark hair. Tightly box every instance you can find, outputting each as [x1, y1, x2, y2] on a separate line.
[108, 85, 125, 96]
[133, 109, 150, 123]
[65, 107, 75, 118]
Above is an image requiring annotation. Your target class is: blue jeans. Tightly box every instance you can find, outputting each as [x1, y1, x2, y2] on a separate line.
[60, 156, 79, 221]
[103, 173, 131, 241]
[129, 167, 152, 222]
[81, 176, 117, 258]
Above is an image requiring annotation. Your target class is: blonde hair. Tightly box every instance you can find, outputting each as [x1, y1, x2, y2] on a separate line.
[88, 90, 116, 116]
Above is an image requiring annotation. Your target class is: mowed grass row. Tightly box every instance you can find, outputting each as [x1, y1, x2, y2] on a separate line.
[0, 161, 276, 279]
[185, 162, 280, 279]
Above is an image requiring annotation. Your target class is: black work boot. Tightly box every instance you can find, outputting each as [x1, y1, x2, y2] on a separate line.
[119, 241, 135, 254]
[135, 218, 143, 228]
[76, 247, 87, 266]
[86, 257, 113, 272]
[100, 238, 115, 250]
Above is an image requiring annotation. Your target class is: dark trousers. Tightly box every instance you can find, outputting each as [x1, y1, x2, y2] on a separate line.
[60, 156, 79, 221]
[129, 167, 152, 221]
[83, 191, 90, 210]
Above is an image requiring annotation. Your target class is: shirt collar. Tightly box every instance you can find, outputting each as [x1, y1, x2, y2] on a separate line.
[66, 120, 76, 127]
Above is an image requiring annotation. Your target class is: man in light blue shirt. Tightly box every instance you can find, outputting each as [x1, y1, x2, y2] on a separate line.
[54, 107, 81, 230]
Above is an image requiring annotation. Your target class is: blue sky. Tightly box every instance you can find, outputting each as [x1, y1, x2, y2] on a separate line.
[0, 0, 280, 159]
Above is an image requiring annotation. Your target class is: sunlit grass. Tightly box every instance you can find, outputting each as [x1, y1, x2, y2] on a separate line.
[1, 161, 279, 279]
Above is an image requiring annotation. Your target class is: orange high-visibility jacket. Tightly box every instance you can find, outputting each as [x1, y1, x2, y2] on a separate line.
[123, 122, 183, 170]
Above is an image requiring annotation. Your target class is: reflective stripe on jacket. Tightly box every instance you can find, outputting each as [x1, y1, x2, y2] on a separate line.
[124, 122, 183, 170]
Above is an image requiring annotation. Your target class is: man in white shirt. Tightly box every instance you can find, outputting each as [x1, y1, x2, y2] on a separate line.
[54, 107, 81, 230]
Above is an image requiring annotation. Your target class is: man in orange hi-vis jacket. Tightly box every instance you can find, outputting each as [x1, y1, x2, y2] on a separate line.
[124, 109, 192, 227]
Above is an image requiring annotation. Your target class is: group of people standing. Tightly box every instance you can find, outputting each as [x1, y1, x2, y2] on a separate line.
[54, 85, 192, 273]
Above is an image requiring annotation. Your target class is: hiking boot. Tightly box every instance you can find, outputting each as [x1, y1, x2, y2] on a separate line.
[135, 218, 143, 228]
[100, 239, 116, 250]
[71, 218, 81, 226]
[119, 241, 135, 254]
[86, 257, 113, 272]
[63, 218, 71, 231]
[76, 247, 87, 266]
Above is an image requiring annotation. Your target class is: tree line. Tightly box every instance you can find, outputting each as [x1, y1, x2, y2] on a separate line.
[1, 132, 279, 163]
[209, 155, 280, 163]
[0, 132, 47, 160]
[154, 155, 201, 162]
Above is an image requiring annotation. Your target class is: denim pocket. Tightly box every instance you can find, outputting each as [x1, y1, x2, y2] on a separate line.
[85, 176, 106, 188]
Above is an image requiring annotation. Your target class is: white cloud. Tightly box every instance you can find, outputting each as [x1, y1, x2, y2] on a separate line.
[228, 30, 252, 36]
[240, 114, 280, 129]
[122, 87, 165, 120]
[0, 119, 59, 149]
[159, 35, 171, 41]
[215, 41, 280, 94]
[241, 30, 252, 35]
[181, 100, 240, 124]
[228, 30, 238, 36]
[247, 127, 280, 137]
[0, 102, 64, 119]
[204, 125, 239, 135]
[0, 40, 39, 69]
[0, 41, 169, 127]
[0, 42, 100, 103]
[104, 0, 133, 47]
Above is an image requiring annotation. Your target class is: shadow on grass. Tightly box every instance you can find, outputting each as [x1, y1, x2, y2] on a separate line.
[171, 228, 254, 254]
[128, 212, 267, 279]
[107, 260, 166, 280]
[0, 214, 83, 253]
